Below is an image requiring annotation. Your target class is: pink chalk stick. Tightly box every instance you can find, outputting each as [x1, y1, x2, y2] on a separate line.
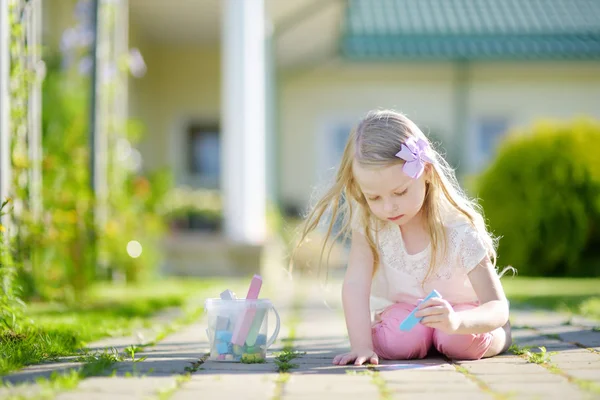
[231, 275, 262, 345]
[245, 275, 262, 299]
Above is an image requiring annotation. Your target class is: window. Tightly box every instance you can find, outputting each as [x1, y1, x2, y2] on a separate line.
[318, 122, 351, 177]
[471, 117, 510, 172]
[188, 124, 220, 188]
[331, 124, 351, 167]
[478, 118, 508, 158]
[316, 121, 353, 241]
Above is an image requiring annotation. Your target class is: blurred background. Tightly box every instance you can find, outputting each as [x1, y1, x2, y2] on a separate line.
[1, 0, 600, 304]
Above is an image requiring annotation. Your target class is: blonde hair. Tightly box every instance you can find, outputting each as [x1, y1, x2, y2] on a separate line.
[295, 109, 504, 282]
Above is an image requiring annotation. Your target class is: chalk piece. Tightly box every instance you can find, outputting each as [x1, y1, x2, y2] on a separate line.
[216, 330, 233, 342]
[399, 289, 442, 331]
[216, 342, 229, 354]
[220, 289, 237, 300]
[255, 334, 266, 346]
[245, 308, 267, 346]
[231, 275, 263, 345]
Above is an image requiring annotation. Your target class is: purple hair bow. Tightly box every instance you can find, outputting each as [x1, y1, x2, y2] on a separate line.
[395, 137, 433, 179]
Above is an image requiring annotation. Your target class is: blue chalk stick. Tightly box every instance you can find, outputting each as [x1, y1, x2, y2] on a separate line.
[255, 334, 266, 346]
[216, 342, 229, 354]
[216, 330, 233, 342]
[399, 290, 442, 331]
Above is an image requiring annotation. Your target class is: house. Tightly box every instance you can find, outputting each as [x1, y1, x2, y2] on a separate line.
[39, 0, 600, 276]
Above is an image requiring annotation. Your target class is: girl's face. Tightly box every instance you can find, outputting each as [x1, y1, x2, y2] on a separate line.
[352, 161, 428, 226]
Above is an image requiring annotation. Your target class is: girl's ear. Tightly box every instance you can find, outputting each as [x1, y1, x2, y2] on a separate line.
[424, 163, 433, 183]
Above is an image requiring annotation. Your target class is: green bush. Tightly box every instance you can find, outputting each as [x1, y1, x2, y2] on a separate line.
[0, 199, 23, 331]
[476, 118, 600, 277]
[36, 59, 96, 301]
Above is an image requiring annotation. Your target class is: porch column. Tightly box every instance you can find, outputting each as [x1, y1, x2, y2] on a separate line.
[0, 0, 11, 212]
[27, 0, 43, 223]
[221, 0, 266, 244]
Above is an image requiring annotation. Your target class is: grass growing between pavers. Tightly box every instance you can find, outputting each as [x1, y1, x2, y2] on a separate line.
[156, 353, 209, 400]
[0, 278, 235, 376]
[271, 289, 305, 400]
[512, 319, 600, 355]
[271, 372, 291, 400]
[148, 280, 302, 399]
[452, 365, 511, 400]
[509, 345, 555, 364]
[2, 348, 125, 400]
[1, 301, 215, 400]
[503, 277, 600, 320]
[509, 343, 600, 396]
[346, 369, 393, 400]
[273, 349, 304, 373]
[271, 346, 305, 399]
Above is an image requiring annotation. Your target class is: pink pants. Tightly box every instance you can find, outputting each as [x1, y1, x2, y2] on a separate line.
[372, 302, 493, 360]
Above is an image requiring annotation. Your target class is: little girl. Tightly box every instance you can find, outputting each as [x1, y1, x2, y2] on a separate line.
[297, 109, 512, 365]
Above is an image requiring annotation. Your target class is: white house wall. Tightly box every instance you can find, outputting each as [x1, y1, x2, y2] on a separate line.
[279, 61, 600, 211]
[465, 62, 600, 173]
[121, 38, 600, 213]
[130, 44, 221, 186]
[280, 62, 457, 211]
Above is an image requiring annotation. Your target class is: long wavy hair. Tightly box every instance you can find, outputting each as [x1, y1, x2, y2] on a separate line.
[294, 109, 505, 282]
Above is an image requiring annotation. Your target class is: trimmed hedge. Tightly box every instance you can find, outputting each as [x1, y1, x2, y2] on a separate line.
[476, 118, 600, 277]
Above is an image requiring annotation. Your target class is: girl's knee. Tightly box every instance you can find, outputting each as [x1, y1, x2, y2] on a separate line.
[433, 330, 493, 360]
[372, 305, 433, 360]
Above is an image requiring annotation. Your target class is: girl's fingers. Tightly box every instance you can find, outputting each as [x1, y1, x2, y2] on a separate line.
[415, 306, 446, 318]
[418, 298, 443, 309]
[421, 320, 438, 328]
[333, 353, 351, 364]
[335, 352, 379, 366]
[421, 315, 443, 325]
[340, 354, 355, 365]
[354, 356, 366, 366]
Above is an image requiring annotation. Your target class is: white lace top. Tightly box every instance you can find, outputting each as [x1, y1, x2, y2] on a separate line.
[352, 213, 490, 315]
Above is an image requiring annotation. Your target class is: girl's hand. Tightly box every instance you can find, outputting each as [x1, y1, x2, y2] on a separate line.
[332, 348, 379, 366]
[415, 298, 462, 334]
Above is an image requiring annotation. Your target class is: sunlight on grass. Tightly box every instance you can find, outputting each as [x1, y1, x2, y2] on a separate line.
[0, 278, 246, 375]
[502, 277, 600, 320]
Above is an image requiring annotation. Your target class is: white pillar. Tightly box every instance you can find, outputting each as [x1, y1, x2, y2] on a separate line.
[265, 22, 277, 205]
[93, 0, 109, 236]
[221, 0, 266, 244]
[27, 0, 43, 222]
[0, 0, 11, 211]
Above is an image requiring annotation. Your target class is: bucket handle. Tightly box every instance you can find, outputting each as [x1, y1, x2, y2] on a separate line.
[265, 306, 281, 348]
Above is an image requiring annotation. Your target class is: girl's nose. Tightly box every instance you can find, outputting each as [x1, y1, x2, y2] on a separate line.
[383, 200, 396, 214]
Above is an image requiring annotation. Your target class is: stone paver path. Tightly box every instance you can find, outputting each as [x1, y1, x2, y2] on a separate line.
[1, 277, 599, 399]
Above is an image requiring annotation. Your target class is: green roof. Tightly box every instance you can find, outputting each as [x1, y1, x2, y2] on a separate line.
[342, 0, 600, 60]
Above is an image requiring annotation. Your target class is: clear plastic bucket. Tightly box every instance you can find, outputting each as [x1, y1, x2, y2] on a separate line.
[205, 298, 280, 362]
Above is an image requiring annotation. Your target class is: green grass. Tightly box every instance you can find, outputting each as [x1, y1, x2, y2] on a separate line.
[502, 277, 600, 320]
[274, 349, 305, 373]
[454, 365, 508, 400]
[0, 278, 243, 376]
[509, 345, 556, 364]
[509, 343, 600, 396]
[156, 354, 208, 400]
[2, 349, 125, 400]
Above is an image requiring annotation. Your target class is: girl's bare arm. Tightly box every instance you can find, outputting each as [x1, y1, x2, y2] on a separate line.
[342, 229, 376, 351]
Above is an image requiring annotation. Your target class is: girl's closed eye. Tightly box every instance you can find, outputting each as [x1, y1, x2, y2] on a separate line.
[368, 188, 408, 201]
